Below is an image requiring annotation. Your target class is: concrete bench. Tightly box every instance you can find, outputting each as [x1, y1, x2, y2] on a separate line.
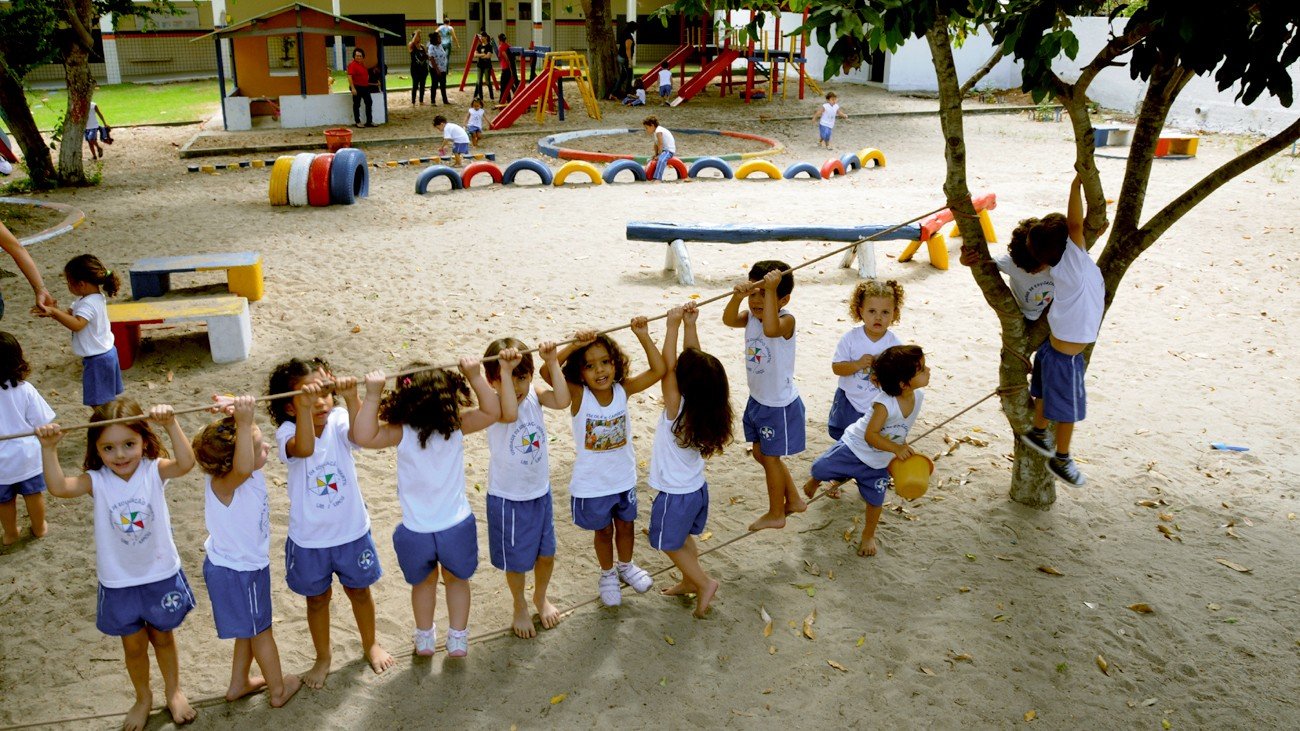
[130, 251, 263, 302]
[108, 296, 252, 369]
[1156, 133, 1198, 157]
[1093, 124, 1133, 147]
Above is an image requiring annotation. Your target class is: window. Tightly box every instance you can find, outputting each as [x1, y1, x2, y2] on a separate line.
[469, 3, 481, 21]
[519, 3, 532, 20]
[489, 2, 502, 21]
[268, 36, 298, 72]
[542, 1, 552, 21]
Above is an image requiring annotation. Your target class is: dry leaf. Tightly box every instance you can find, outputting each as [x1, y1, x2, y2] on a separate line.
[958, 586, 972, 593]
[760, 605, 773, 638]
[1158, 512, 1174, 522]
[1038, 565, 1064, 576]
[351, 325, 362, 334]
[1127, 603, 1155, 614]
[1206, 603, 1221, 611]
[1096, 655, 1109, 675]
[699, 531, 713, 542]
[826, 659, 848, 672]
[827, 569, 835, 581]
[664, 635, 675, 646]
[992, 614, 1009, 622]
[803, 560, 822, 577]
[1226, 527, 1240, 539]
[855, 635, 865, 647]
[768, 645, 777, 655]
[1216, 558, 1252, 573]
[1024, 710, 1037, 722]
[802, 607, 817, 640]
[550, 693, 567, 705]
[1137, 499, 1159, 508]
[165, 370, 173, 383]
[920, 666, 937, 676]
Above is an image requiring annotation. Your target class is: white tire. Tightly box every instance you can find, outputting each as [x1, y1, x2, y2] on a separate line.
[287, 152, 315, 207]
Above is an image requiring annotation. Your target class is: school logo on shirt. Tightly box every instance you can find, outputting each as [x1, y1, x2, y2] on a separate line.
[509, 421, 545, 465]
[584, 412, 627, 452]
[109, 498, 154, 547]
[854, 366, 875, 383]
[1026, 282, 1054, 309]
[161, 591, 184, 612]
[307, 462, 348, 510]
[745, 338, 769, 375]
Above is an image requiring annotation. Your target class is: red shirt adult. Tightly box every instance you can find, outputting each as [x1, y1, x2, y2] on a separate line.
[347, 59, 370, 90]
[498, 40, 512, 70]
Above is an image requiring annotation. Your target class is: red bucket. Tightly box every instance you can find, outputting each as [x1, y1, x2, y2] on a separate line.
[324, 127, 353, 153]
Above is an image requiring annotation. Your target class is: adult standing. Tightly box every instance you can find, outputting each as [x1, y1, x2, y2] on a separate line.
[473, 31, 496, 102]
[497, 33, 516, 104]
[427, 38, 450, 105]
[408, 31, 429, 105]
[615, 22, 638, 100]
[348, 48, 376, 127]
[0, 220, 55, 321]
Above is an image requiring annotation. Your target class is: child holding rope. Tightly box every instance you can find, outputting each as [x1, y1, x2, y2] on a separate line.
[723, 261, 807, 531]
[267, 357, 393, 688]
[37, 254, 123, 406]
[352, 360, 501, 658]
[802, 345, 930, 557]
[192, 395, 301, 708]
[651, 303, 731, 617]
[482, 338, 569, 639]
[551, 317, 666, 607]
[0, 332, 54, 546]
[36, 398, 198, 730]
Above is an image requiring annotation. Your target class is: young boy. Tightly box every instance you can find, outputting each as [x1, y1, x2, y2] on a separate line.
[959, 217, 1056, 321]
[643, 116, 676, 182]
[1019, 175, 1104, 486]
[722, 261, 806, 531]
[815, 92, 847, 148]
[84, 100, 112, 160]
[434, 115, 472, 166]
[658, 67, 673, 103]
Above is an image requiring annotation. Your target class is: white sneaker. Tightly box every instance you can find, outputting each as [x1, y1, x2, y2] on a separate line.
[599, 569, 622, 606]
[413, 626, 436, 657]
[617, 562, 653, 593]
[446, 628, 469, 658]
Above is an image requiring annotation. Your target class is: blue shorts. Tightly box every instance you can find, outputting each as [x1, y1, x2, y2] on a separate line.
[452, 142, 471, 154]
[0, 474, 45, 504]
[284, 531, 383, 597]
[810, 442, 891, 507]
[96, 570, 196, 636]
[467, 125, 482, 135]
[1030, 340, 1088, 423]
[649, 484, 708, 552]
[393, 515, 478, 584]
[743, 396, 806, 457]
[83, 348, 124, 407]
[571, 488, 638, 531]
[826, 388, 864, 441]
[659, 84, 672, 97]
[203, 559, 272, 640]
[819, 124, 833, 142]
[487, 493, 556, 573]
[651, 150, 673, 181]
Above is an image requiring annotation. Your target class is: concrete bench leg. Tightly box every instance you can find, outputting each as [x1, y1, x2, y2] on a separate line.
[206, 303, 252, 364]
[664, 239, 694, 286]
[129, 272, 170, 300]
[226, 261, 264, 302]
[856, 241, 877, 279]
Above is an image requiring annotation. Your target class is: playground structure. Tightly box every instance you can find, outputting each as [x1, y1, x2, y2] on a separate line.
[488, 51, 601, 131]
[459, 44, 553, 98]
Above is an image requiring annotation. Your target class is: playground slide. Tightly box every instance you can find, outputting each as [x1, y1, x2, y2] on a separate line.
[670, 47, 740, 107]
[639, 44, 694, 91]
[489, 71, 552, 130]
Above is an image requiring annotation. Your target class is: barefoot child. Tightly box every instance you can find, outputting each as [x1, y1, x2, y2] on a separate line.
[482, 338, 570, 638]
[268, 358, 393, 688]
[465, 98, 487, 147]
[352, 360, 501, 658]
[434, 115, 471, 166]
[37, 254, 123, 406]
[192, 396, 302, 708]
[815, 91, 847, 148]
[802, 345, 930, 557]
[722, 261, 807, 530]
[0, 332, 54, 546]
[36, 398, 198, 730]
[651, 303, 731, 617]
[552, 317, 666, 606]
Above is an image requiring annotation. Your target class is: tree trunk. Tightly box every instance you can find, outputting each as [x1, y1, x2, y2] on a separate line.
[0, 55, 56, 187]
[581, 0, 617, 98]
[57, 0, 96, 186]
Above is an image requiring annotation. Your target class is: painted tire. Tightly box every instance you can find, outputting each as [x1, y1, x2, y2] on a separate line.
[460, 161, 503, 188]
[553, 160, 604, 186]
[644, 156, 688, 181]
[415, 165, 464, 194]
[329, 148, 370, 205]
[502, 158, 554, 186]
[687, 156, 734, 179]
[601, 158, 647, 184]
[286, 153, 316, 207]
[782, 162, 822, 180]
[840, 153, 862, 171]
[735, 159, 781, 180]
[307, 153, 334, 207]
[820, 158, 847, 179]
[857, 147, 887, 168]
[268, 155, 294, 206]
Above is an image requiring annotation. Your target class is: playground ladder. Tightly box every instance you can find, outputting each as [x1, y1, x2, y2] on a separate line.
[535, 51, 601, 124]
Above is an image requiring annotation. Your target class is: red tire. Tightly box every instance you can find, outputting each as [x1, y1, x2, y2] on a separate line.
[461, 161, 504, 188]
[307, 153, 334, 207]
[820, 158, 846, 179]
[645, 156, 689, 181]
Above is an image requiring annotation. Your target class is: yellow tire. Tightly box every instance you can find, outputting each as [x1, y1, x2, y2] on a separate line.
[553, 160, 604, 186]
[268, 155, 294, 206]
[857, 147, 887, 168]
[735, 159, 782, 180]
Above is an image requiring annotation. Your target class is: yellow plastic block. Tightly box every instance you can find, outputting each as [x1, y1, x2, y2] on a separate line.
[226, 260, 264, 302]
[897, 239, 923, 263]
[897, 234, 949, 270]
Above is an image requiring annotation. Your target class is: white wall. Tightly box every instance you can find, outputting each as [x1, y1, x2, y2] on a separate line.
[883, 28, 1021, 93]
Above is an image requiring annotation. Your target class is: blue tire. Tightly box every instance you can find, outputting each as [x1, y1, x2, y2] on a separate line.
[502, 158, 554, 186]
[840, 153, 862, 171]
[782, 162, 822, 180]
[414, 165, 464, 194]
[601, 158, 647, 184]
[688, 156, 734, 179]
[329, 148, 370, 204]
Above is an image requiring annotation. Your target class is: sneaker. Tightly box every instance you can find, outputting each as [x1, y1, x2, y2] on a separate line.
[445, 629, 469, 658]
[598, 569, 622, 606]
[413, 627, 437, 657]
[1049, 456, 1087, 486]
[617, 562, 653, 593]
[1018, 430, 1055, 458]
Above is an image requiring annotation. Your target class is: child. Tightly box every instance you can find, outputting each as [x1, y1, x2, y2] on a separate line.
[352, 360, 501, 659]
[815, 92, 847, 148]
[802, 345, 930, 557]
[552, 317, 666, 606]
[958, 218, 1056, 321]
[84, 99, 112, 160]
[482, 338, 570, 638]
[434, 114, 471, 166]
[643, 116, 676, 182]
[192, 395, 302, 708]
[267, 357, 393, 688]
[658, 67, 673, 103]
[622, 80, 646, 106]
[651, 303, 731, 618]
[0, 332, 55, 546]
[465, 98, 487, 147]
[722, 261, 806, 530]
[36, 398, 198, 730]
[1019, 175, 1104, 486]
[37, 254, 123, 407]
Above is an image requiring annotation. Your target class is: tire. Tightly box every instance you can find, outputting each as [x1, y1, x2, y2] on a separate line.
[735, 159, 781, 180]
[461, 161, 503, 188]
[329, 148, 370, 205]
[601, 158, 647, 184]
[782, 162, 822, 180]
[286, 153, 316, 207]
[268, 156, 294, 206]
[414, 165, 464, 194]
[307, 153, 334, 207]
[553, 160, 603, 186]
[502, 158, 554, 186]
[687, 156, 734, 179]
[857, 147, 887, 168]
[820, 158, 847, 179]
[840, 153, 862, 171]
[645, 156, 688, 181]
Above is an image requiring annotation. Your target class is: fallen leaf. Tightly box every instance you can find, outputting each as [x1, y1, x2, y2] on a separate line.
[803, 560, 822, 577]
[958, 586, 972, 593]
[165, 370, 173, 383]
[920, 666, 937, 676]
[826, 659, 848, 672]
[1024, 710, 1037, 722]
[1127, 603, 1155, 614]
[1137, 499, 1159, 508]
[1162, 720, 1171, 730]
[952, 653, 974, 663]
[699, 531, 713, 542]
[1207, 603, 1221, 611]
[768, 646, 777, 655]
[1096, 654, 1109, 675]
[351, 325, 362, 333]
[1158, 513, 1174, 522]
[761, 605, 773, 638]
[995, 554, 1013, 561]
[827, 569, 835, 581]
[1226, 527, 1240, 539]
[1038, 565, 1064, 576]
[664, 635, 675, 645]
[965, 553, 977, 561]
[802, 607, 817, 640]
[1215, 558, 1252, 573]
[855, 635, 865, 647]
[550, 693, 567, 705]
[992, 614, 1009, 622]
[659, 677, 667, 686]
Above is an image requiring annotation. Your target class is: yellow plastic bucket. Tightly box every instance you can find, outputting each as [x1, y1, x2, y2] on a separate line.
[889, 454, 934, 501]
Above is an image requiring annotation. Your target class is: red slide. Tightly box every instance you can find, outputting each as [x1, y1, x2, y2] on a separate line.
[639, 43, 694, 91]
[489, 70, 552, 130]
[669, 47, 739, 107]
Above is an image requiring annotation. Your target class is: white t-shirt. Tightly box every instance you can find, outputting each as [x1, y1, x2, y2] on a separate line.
[86, 102, 100, 131]
[1047, 240, 1104, 343]
[634, 88, 646, 104]
[275, 407, 370, 548]
[843, 391, 924, 469]
[658, 69, 672, 87]
[832, 327, 901, 413]
[744, 310, 799, 407]
[442, 122, 470, 145]
[467, 108, 486, 128]
[486, 391, 551, 501]
[0, 382, 55, 484]
[819, 102, 840, 127]
[568, 385, 636, 498]
[204, 471, 271, 572]
[648, 405, 705, 495]
[996, 254, 1055, 321]
[656, 126, 676, 154]
[395, 425, 472, 533]
[70, 293, 114, 357]
[91, 459, 181, 588]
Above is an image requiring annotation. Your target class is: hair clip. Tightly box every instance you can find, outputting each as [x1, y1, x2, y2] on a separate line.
[401, 377, 413, 387]
[104, 269, 113, 277]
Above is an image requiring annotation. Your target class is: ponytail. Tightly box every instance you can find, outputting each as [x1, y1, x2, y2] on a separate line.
[63, 253, 120, 297]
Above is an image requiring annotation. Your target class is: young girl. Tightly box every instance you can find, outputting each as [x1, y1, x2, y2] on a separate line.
[650, 303, 732, 618]
[552, 317, 666, 607]
[192, 395, 301, 708]
[802, 345, 930, 557]
[482, 338, 570, 639]
[353, 359, 500, 658]
[815, 91, 847, 148]
[38, 254, 123, 406]
[0, 332, 55, 546]
[267, 357, 392, 688]
[35, 398, 197, 731]
[465, 97, 487, 146]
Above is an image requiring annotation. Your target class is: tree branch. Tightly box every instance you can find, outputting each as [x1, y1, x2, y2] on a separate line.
[1075, 20, 1153, 95]
[61, 1, 96, 53]
[958, 44, 1004, 97]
